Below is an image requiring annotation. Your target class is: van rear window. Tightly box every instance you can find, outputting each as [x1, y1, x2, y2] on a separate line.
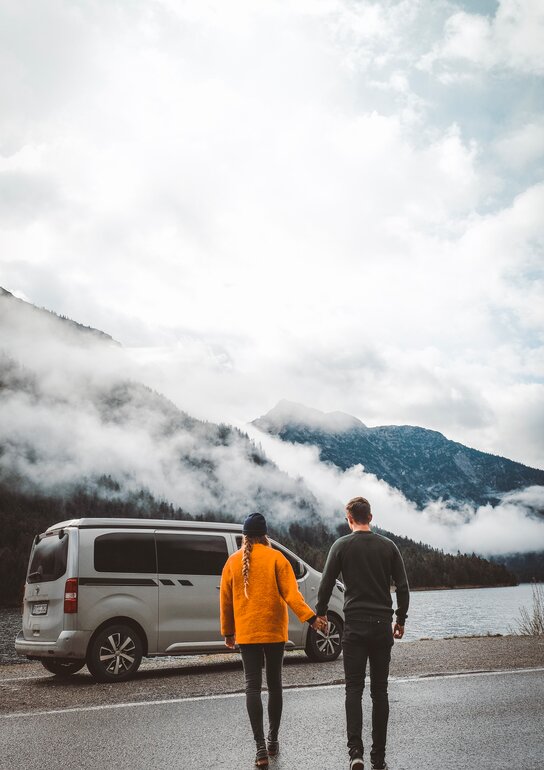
[28, 534, 69, 583]
[94, 533, 156, 573]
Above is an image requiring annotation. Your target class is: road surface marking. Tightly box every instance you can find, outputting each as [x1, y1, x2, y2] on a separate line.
[392, 666, 544, 682]
[1, 667, 543, 720]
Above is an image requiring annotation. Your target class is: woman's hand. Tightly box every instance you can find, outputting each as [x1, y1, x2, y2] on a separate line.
[224, 634, 236, 649]
[312, 616, 328, 633]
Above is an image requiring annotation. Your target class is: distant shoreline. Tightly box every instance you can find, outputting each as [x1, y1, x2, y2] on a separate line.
[411, 583, 520, 592]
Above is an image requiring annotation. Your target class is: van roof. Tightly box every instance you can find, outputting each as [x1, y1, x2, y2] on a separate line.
[45, 518, 244, 533]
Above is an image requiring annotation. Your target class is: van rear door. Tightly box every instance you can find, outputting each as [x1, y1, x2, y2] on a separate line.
[77, 529, 158, 653]
[22, 529, 73, 643]
[155, 531, 229, 652]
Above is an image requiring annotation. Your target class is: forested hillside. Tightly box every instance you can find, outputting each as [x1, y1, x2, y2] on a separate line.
[490, 552, 544, 583]
[0, 482, 516, 606]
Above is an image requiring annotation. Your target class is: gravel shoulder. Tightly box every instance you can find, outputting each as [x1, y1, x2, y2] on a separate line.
[1, 635, 543, 716]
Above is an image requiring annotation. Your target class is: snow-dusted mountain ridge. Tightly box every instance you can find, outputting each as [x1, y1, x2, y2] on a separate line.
[253, 401, 544, 509]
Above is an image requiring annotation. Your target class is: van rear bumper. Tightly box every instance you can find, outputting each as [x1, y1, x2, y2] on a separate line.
[15, 630, 92, 660]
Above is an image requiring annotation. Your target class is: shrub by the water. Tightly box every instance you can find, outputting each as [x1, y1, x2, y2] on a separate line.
[514, 582, 544, 636]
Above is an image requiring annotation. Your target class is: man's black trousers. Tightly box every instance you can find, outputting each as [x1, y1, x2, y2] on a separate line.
[342, 617, 394, 765]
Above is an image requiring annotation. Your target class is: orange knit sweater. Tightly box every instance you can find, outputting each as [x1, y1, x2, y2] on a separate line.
[220, 544, 315, 644]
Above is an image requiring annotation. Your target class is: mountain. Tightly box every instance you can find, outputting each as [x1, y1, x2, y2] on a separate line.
[0, 286, 118, 345]
[253, 400, 544, 509]
[0, 287, 323, 524]
[0, 289, 518, 603]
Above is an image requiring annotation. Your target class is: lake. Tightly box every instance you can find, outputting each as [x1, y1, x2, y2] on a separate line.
[1, 583, 539, 664]
[402, 583, 539, 641]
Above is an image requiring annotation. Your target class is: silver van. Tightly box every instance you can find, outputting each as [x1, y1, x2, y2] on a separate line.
[15, 518, 345, 682]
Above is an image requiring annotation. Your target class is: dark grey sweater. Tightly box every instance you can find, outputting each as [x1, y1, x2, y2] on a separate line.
[315, 530, 409, 624]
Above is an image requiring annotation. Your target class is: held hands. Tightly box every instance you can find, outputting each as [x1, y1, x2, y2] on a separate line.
[393, 623, 404, 639]
[312, 615, 328, 633]
[224, 634, 236, 649]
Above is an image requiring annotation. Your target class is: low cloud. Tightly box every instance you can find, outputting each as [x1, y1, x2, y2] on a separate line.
[1, 294, 543, 556]
[245, 425, 544, 556]
[0, 298, 321, 526]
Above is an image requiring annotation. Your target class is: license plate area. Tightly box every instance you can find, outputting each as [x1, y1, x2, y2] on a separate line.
[31, 602, 48, 616]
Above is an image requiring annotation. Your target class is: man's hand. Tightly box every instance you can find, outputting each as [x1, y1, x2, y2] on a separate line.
[312, 615, 328, 633]
[224, 634, 236, 649]
[393, 623, 404, 639]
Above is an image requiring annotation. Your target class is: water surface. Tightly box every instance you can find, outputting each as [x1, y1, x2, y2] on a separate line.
[402, 583, 538, 641]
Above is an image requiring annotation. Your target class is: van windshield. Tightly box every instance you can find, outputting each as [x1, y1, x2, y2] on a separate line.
[28, 533, 69, 583]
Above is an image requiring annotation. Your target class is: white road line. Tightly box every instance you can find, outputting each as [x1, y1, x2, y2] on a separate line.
[1, 689, 248, 719]
[0, 675, 49, 683]
[1, 667, 543, 720]
[391, 666, 544, 683]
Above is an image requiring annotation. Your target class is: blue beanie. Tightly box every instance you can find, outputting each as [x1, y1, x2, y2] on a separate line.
[243, 512, 267, 536]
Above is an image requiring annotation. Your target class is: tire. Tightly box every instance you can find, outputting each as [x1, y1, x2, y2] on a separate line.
[305, 613, 343, 662]
[40, 659, 86, 677]
[86, 623, 143, 683]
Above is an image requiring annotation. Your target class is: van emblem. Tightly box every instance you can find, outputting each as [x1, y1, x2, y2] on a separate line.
[35, 586, 40, 594]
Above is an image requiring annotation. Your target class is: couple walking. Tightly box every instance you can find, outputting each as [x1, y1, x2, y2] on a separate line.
[220, 496, 410, 769]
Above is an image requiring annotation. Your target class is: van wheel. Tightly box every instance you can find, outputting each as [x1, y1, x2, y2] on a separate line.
[40, 659, 86, 677]
[305, 613, 343, 662]
[87, 624, 143, 683]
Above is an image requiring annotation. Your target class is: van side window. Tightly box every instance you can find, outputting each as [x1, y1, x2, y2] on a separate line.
[157, 534, 228, 576]
[94, 533, 156, 573]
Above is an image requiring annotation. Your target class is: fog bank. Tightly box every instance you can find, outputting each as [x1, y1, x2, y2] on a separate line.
[245, 426, 544, 556]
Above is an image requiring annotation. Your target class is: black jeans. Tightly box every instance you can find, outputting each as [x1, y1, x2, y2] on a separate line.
[238, 642, 285, 745]
[342, 617, 394, 765]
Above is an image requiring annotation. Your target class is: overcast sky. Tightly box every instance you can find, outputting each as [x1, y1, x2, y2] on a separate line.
[1, 0, 543, 469]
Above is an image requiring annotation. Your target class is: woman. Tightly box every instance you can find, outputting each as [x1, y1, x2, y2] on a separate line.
[220, 512, 325, 767]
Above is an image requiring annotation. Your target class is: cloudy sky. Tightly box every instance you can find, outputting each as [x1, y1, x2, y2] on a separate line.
[1, 0, 543, 469]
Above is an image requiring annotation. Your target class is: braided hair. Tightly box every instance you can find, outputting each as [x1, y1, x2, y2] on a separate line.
[241, 534, 270, 599]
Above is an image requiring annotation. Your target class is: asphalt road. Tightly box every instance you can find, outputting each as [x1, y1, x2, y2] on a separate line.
[1, 668, 543, 770]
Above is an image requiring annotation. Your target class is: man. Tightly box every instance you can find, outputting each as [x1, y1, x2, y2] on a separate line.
[316, 496, 409, 770]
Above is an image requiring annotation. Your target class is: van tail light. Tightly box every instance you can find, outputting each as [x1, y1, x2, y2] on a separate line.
[64, 578, 78, 613]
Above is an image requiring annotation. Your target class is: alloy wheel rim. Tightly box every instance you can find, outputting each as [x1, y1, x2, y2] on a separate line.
[315, 620, 341, 656]
[99, 632, 136, 675]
